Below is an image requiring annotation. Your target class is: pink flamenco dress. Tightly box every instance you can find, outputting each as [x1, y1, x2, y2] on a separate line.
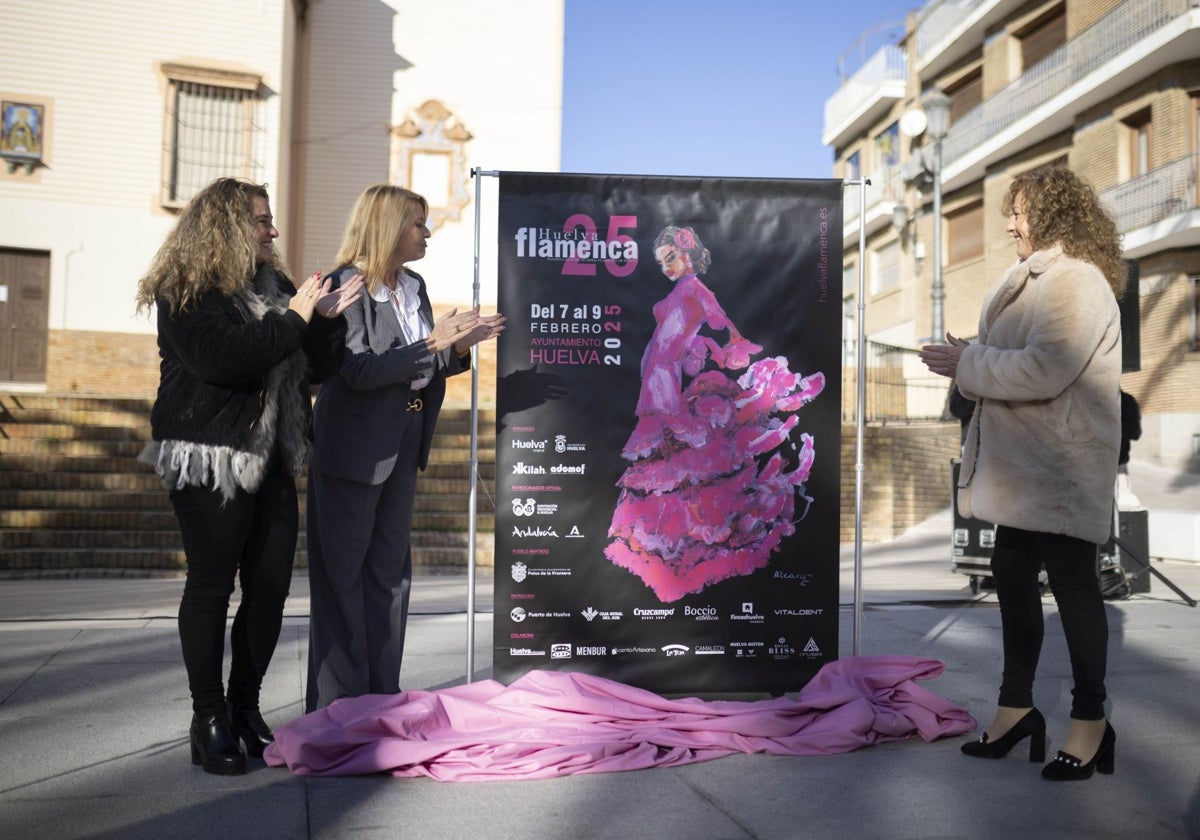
[605, 274, 825, 602]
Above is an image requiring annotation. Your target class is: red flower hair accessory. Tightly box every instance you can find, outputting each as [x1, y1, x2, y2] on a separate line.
[673, 228, 696, 250]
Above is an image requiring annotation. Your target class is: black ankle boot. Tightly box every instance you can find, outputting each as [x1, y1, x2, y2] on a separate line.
[228, 704, 274, 759]
[961, 708, 1047, 762]
[190, 712, 247, 775]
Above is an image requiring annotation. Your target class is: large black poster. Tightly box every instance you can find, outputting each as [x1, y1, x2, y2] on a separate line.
[493, 173, 842, 695]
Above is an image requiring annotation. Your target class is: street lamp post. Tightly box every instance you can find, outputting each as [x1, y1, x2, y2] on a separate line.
[923, 88, 952, 344]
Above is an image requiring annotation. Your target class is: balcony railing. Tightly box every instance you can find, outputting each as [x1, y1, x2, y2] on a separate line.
[843, 163, 902, 227]
[942, 0, 1190, 170]
[1101, 153, 1200, 233]
[915, 0, 988, 59]
[842, 341, 949, 423]
[823, 45, 907, 144]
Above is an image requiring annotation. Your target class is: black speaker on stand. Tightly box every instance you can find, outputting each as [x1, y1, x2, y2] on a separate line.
[1099, 510, 1150, 596]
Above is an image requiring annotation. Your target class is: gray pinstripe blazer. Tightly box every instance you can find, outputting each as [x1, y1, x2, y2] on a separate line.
[308, 265, 469, 485]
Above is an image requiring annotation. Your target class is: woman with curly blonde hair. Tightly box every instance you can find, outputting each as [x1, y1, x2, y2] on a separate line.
[137, 177, 362, 775]
[921, 165, 1125, 782]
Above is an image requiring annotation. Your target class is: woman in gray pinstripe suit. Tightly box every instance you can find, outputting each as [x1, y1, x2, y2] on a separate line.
[305, 184, 504, 712]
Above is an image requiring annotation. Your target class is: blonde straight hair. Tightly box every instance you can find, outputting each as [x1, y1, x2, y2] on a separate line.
[333, 184, 428, 295]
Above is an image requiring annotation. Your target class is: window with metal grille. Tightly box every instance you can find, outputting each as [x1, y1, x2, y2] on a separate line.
[160, 64, 264, 207]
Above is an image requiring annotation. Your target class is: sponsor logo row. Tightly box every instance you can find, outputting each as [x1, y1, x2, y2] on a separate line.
[507, 637, 824, 661]
[510, 561, 815, 589]
[509, 433, 587, 454]
[508, 601, 825, 623]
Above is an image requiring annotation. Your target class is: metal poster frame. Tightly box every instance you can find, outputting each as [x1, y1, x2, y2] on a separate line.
[461, 169, 871, 682]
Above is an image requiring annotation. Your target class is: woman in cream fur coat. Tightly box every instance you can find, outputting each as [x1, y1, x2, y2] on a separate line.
[921, 166, 1126, 783]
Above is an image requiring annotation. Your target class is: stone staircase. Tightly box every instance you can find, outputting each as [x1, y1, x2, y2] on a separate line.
[0, 393, 495, 576]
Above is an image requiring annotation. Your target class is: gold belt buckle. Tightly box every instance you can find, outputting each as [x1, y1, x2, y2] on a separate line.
[407, 397, 423, 412]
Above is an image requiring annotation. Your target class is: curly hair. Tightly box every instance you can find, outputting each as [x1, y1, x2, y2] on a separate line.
[653, 225, 712, 275]
[334, 184, 429, 295]
[1002, 166, 1126, 298]
[136, 178, 279, 315]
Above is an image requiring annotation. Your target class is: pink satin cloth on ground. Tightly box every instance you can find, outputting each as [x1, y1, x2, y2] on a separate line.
[263, 656, 976, 781]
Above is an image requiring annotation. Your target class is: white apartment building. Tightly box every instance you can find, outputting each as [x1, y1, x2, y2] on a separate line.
[0, 0, 563, 396]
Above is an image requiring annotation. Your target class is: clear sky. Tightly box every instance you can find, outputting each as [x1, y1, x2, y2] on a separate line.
[561, 0, 916, 180]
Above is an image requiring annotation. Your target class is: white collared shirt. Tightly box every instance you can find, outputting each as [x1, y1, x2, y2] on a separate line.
[375, 270, 433, 390]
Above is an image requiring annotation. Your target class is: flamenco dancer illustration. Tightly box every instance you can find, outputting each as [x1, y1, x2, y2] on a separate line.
[605, 225, 825, 602]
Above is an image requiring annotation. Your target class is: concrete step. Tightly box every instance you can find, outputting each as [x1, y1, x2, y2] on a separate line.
[0, 393, 498, 574]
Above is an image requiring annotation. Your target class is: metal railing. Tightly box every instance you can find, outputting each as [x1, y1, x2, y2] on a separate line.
[843, 163, 902, 226]
[841, 341, 950, 423]
[914, 0, 990, 59]
[823, 45, 907, 137]
[1100, 153, 1200, 233]
[942, 0, 1189, 168]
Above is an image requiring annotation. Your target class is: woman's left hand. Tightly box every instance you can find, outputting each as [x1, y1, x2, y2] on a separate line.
[919, 333, 969, 378]
[315, 273, 364, 319]
[452, 310, 507, 356]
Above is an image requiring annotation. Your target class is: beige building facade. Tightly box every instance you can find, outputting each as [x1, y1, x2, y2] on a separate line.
[826, 0, 1200, 469]
[0, 0, 562, 398]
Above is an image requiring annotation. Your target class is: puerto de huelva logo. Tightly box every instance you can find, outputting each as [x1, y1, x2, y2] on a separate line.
[513, 215, 639, 277]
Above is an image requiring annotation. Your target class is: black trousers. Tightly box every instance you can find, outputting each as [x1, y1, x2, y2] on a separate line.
[170, 469, 297, 716]
[990, 525, 1109, 720]
[305, 408, 422, 713]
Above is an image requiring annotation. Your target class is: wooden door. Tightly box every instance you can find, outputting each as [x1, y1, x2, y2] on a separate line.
[0, 248, 50, 383]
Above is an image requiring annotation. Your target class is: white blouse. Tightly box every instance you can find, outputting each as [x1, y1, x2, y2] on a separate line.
[376, 270, 434, 390]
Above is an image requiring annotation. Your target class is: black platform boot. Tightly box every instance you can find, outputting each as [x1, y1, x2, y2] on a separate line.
[190, 712, 247, 775]
[228, 704, 274, 759]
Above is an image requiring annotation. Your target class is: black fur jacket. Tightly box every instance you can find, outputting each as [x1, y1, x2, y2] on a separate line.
[144, 264, 345, 500]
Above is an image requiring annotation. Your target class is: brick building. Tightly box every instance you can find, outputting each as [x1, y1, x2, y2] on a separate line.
[826, 0, 1200, 470]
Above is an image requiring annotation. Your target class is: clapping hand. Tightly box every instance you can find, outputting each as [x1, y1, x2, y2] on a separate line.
[315, 273, 364, 319]
[452, 310, 506, 356]
[428, 307, 506, 355]
[919, 333, 969, 378]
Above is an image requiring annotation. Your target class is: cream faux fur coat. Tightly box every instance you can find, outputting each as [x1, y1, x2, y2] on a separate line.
[955, 245, 1122, 544]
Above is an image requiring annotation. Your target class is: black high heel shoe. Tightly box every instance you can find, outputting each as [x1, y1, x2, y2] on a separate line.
[961, 708, 1047, 762]
[1041, 722, 1115, 781]
[228, 704, 274, 759]
[190, 712, 247, 775]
